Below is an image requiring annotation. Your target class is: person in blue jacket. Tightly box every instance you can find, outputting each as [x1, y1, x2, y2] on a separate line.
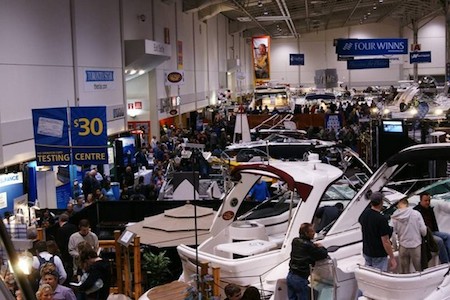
[246, 179, 270, 202]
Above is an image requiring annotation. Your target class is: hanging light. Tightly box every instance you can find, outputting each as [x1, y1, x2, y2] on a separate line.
[258, 0, 263, 7]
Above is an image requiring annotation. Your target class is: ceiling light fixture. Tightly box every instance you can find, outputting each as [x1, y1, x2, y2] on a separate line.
[379, 0, 383, 3]
[258, 0, 263, 7]
[129, 69, 137, 75]
[263, 10, 269, 15]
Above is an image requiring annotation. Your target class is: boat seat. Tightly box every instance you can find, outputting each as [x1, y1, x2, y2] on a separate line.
[268, 233, 285, 247]
[229, 221, 268, 241]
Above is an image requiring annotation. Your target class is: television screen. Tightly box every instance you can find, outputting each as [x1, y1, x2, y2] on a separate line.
[382, 120, 403, 133]
[117, 136, 136, 166]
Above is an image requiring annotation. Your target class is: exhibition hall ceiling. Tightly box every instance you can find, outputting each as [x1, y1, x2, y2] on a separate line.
[182, 0, 447, 38]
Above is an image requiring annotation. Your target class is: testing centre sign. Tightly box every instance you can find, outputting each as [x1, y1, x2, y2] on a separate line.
[32, 106, 107, 166]
[336, 38, 408, 56]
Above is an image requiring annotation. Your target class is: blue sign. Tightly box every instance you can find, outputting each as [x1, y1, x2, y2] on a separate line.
[325, 114, 342, 132]
[347, 59, 390, 70]
[32, 107, 107, 166]
[336, 38, 408, 56]
[70, 106, 108, 164]
[32, 108, 71, 165]
[0, 173, 24, 218]
[410, 51, 431, 64]
[85, 70, 114, 82]
[290, 54, 304, 65]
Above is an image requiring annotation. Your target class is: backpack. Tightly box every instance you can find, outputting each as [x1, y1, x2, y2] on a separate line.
[29, 254, 55, 292]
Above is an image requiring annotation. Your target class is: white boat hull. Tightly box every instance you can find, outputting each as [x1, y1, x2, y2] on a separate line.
[355, 264, 450, 300]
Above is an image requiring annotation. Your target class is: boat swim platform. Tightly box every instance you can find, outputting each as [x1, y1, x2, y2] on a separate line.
[146, 281, 190, 300]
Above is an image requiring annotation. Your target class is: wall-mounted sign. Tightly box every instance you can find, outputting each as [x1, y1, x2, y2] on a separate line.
[410, 51, 431, 64]
[289, 54, 304, 65]
[411, 44, 421, 51]
[169, 109, 178, 116]
[0, 172, 24, 217]
[164, 70, 185, 86]
[84, 69, 116, 91]
[108, 105, 125, 121]
[337, 55, 354, 61]
[336, 38, 408, 56]
[347, 59, 390, 70]
[177, 40, 183, 70]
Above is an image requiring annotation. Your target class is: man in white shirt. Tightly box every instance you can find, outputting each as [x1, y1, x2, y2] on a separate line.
[68, 219, 99, 276]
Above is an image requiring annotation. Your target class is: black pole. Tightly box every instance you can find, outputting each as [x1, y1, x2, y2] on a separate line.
[193, 167, 199, 294]
[0, 221, 36, 300]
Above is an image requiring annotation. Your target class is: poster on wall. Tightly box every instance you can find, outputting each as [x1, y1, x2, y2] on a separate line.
[252, 36, 271, 82]
[0, 172, 24, 218]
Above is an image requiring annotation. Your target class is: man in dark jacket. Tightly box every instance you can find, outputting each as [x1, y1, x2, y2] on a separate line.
[414, 192, 450, 263]
[54, 213, 77, 282]
[287, 222, 328, 300]
[78, 249, 111, 300]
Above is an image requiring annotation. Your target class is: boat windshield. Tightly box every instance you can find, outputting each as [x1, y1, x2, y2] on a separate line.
[238, 184, 299, 221]
[314, 175, 360, 235]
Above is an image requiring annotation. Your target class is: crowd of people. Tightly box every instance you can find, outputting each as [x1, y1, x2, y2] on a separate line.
[2, 215, 109, 300]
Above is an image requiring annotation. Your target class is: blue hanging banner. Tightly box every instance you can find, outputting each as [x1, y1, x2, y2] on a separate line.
[336, 38, 408, 56]
[347, 59, 390, 70]
[32, 107, 71, 165]
[289, 54, 304, 65]
[70, 106, 108, 165]
[410, 51, 431, 64]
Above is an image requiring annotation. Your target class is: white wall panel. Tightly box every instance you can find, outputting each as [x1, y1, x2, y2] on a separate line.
[3, 140, 36, 168]
[73, 0, 122, 68]
[122, 0, 154, 40]
[218, 15, 228, 73]
[0, 65, 75, 122]
[0, 0, 72, 65]
[207, 18, 219, 73]
[178, 12, 195, 72]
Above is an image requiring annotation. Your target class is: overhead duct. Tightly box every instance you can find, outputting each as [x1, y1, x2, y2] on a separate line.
[198, 2, 235, 22]
[124, 40, 171, 81]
